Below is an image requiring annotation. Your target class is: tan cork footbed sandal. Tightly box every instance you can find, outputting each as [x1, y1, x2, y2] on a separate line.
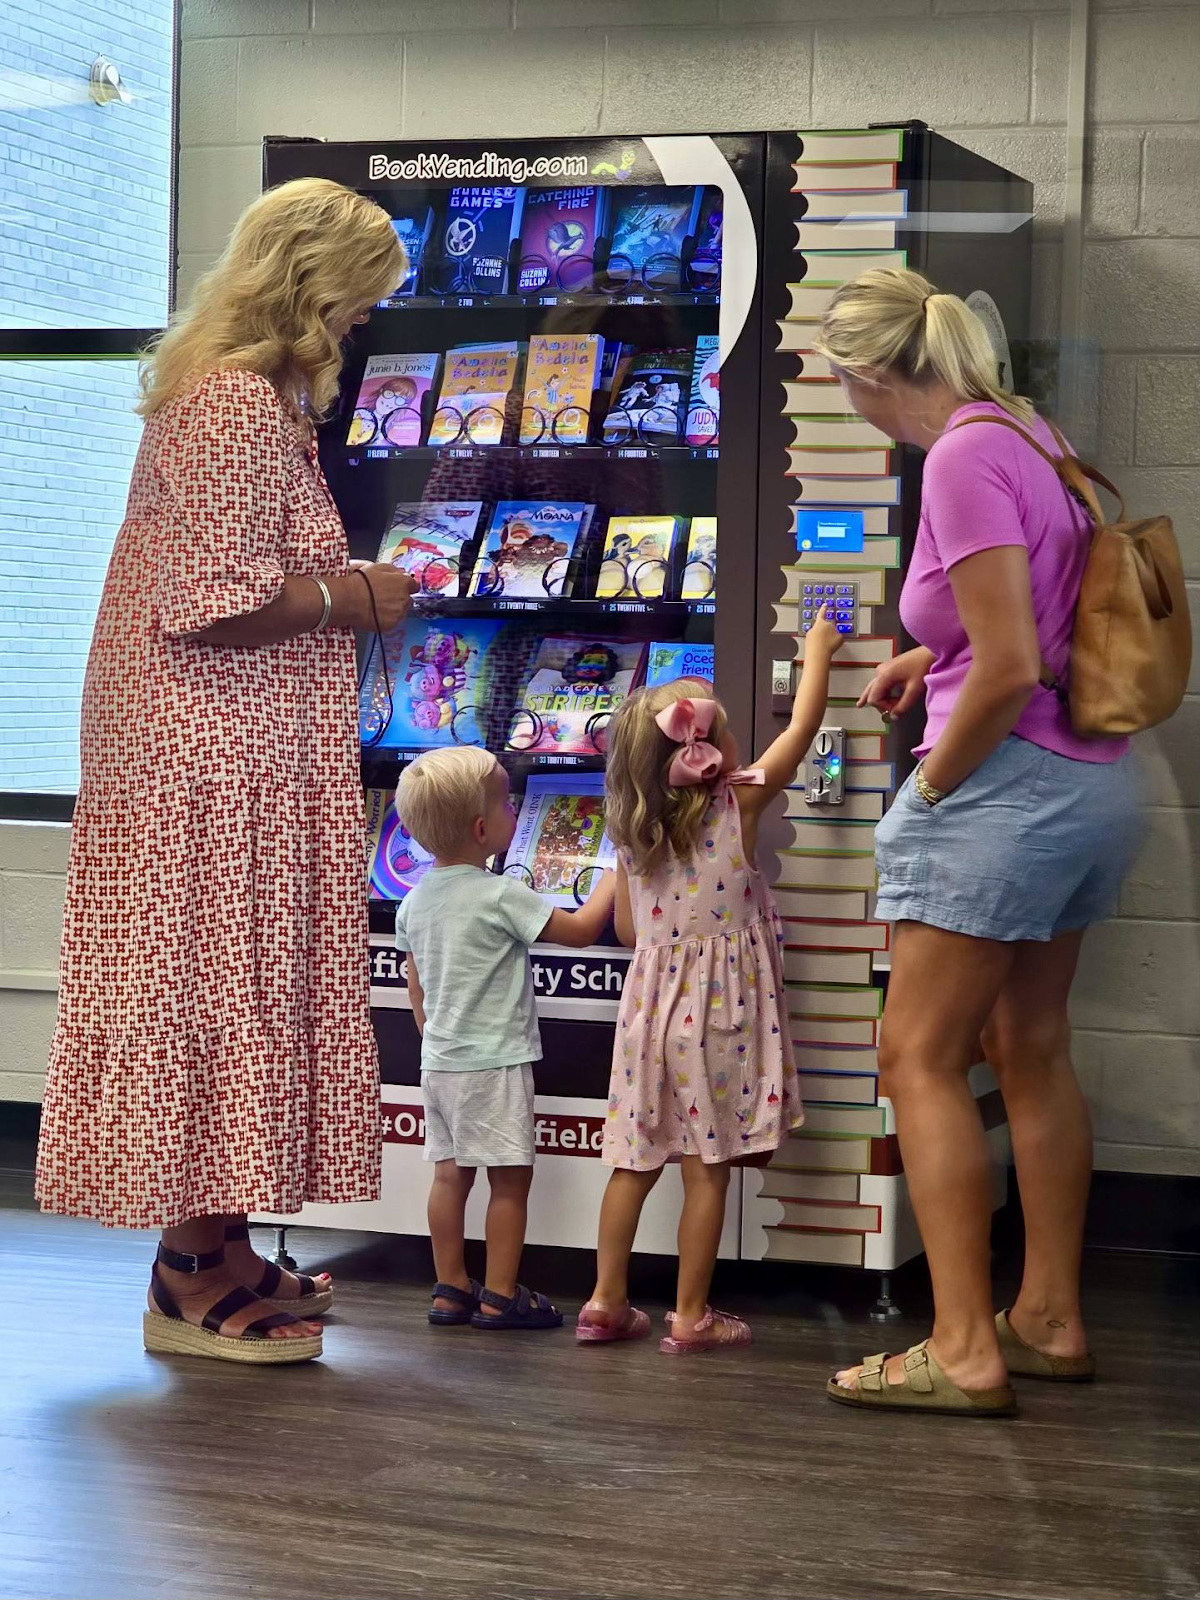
[827, 1339, 1016, 1418]
[996, 1309, 1096, 1382]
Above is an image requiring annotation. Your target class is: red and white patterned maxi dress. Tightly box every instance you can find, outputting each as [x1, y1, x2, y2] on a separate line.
[35, 368, 381, 1229]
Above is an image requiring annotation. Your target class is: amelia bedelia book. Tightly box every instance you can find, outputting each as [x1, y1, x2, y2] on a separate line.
[681, 515, 717, 601]
[469, 501, 596, 599]
[365, 786, 436, 901]
[685, 334, 720, 445]
[606, 186, 702, 284]
[595, 514, 684, 600]
[602, 347, 691, 443]
[382, 206, 437, 301]
[517, 187, 605, 294]
[511, 635, 647, 756]
[435, 187, 524, 294]
[347, 353, 441, 449]
[504, 775, 615, 907]
[519, 334, 604, 445]
[359, 616, 507, 751]
[644, 640, 715, 689]
[427, 341, 523, 447]
[377, 501, 484, 597]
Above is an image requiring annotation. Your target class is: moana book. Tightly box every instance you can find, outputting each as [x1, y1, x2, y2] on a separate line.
[468, 500, 596, 600]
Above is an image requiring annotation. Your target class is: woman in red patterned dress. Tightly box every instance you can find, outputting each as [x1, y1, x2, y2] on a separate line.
[35, 180, 416, 1364]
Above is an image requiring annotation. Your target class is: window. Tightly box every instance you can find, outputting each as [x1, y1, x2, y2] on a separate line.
[0, 0, 177, 813]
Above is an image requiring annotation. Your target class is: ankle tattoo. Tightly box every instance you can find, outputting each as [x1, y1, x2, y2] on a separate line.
[1047, 1318, 1068, 1328]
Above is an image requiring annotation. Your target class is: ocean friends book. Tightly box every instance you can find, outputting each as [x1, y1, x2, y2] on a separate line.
[644, 640, 715, 689]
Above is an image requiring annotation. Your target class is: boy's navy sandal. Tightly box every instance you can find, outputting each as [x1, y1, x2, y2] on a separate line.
[428, 1280, 482, 1326]
[470, 1285, 563, 1331]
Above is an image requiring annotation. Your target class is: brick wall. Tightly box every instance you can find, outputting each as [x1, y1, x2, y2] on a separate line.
[0, 0, 173, 328]
[2, 0, 1196, 1175]
[0, 359, 144, 792]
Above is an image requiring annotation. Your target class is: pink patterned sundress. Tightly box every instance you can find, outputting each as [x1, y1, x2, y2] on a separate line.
[603, 778, 803, 1170]
[35, 368, 380, 1229]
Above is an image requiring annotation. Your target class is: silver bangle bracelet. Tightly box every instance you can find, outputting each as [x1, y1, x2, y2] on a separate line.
[310, 576, 333, 632]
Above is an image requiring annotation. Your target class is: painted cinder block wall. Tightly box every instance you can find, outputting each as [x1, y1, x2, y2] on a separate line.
[2, 0, 1197, 1176]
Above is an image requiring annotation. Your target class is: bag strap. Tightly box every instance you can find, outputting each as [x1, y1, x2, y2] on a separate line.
[948, 413, 1095, 696]
[950, 414, 1128, 526]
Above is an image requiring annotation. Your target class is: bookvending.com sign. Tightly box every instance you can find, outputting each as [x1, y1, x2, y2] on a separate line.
[369, 937, 631, 1021]
[368, 151, 589, 184]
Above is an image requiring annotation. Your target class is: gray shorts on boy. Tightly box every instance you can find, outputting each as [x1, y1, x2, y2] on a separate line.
[421, 1063, 536, 1168]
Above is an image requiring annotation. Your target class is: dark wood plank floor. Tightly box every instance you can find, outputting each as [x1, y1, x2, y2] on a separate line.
[0, 1167, 1196, 1600]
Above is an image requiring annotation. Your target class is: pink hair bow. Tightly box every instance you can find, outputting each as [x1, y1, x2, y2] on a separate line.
[655, 698, 724, 787]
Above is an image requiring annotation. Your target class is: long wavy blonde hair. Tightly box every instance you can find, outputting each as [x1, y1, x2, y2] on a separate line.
[137, 178, 405, 422]
[811, 266, 1034, 424]
[605, 678, 728, 878]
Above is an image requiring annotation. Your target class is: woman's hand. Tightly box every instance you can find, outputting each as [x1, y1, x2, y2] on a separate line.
[342, 564, 418, 632]
[857, 646, 935, 719]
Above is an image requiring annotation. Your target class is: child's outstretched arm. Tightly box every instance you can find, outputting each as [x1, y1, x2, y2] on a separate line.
[540, 869, 617, 949]
[742, 606, 844, 809]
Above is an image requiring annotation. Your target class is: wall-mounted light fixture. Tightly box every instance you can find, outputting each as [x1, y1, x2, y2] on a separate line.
[89, 56, 131, 107]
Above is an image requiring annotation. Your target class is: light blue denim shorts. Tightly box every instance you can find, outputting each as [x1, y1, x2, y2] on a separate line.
[874, 735, 1141, 943]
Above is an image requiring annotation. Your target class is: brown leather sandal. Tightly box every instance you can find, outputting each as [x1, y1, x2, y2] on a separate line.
[996, 1309, 1096, 1382]
[225, 1221, 334, 1316]
[143, 1244, 323, 1365]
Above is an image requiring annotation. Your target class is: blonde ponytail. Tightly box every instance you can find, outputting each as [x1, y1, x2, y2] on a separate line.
[811, 267, 1034, 424]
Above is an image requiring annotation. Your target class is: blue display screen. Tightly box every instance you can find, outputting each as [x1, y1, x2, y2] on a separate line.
[795, 509, 865, 554]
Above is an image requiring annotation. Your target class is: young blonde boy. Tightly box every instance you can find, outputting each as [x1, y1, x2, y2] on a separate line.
[394, 747, 615, 1331]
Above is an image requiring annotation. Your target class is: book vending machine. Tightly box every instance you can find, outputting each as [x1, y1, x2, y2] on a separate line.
[743, 126, 1032, 1305]
[259, 127, 1032, 1302]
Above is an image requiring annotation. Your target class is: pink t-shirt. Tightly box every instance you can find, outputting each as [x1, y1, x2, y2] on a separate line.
[901, 401, 1128, 764]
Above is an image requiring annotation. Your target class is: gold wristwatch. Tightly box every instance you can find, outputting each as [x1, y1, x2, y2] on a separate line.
[913, 761, 947, 807]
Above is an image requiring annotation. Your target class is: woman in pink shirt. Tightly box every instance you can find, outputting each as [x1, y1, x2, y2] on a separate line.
[813, 269, 1139, 1417]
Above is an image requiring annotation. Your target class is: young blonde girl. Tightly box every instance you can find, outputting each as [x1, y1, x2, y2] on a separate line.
[577, 612, 844, 1352]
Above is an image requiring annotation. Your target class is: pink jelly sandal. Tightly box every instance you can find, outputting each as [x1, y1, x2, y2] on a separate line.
[575, 1301, 652, 1343]
[660, 1307, 752, 1355]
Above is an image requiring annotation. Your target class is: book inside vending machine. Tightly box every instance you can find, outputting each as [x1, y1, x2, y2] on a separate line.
[260, 133, 768, 1254]
[259, 126, 1032, 1302]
